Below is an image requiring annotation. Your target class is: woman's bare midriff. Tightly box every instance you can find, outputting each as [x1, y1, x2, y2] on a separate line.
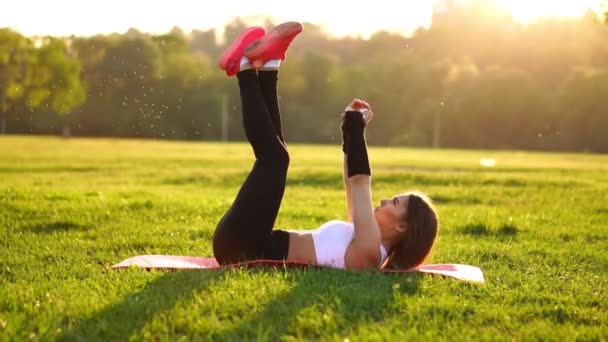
[287, 230, 317, 265]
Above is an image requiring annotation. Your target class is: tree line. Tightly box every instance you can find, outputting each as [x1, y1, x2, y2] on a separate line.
[1, 10, 607, 152]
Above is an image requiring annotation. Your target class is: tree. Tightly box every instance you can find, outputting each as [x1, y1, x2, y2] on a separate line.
[69, 35, 112, 136]
[559, 67, 608, 152]
[34, 37, 85, 136]
[94, 33, 161, 137]
[440, 66, 546, 149]
[5, 8, 608, 152]
[153, 28, 221, 140]
[0, 29, 32, 134]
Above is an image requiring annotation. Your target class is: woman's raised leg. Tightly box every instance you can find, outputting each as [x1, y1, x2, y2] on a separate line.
[213, 23, 302, 264]
[212, 69, 290, 264]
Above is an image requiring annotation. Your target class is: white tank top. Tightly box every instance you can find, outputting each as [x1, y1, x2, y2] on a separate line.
[311, 220, 388, 269]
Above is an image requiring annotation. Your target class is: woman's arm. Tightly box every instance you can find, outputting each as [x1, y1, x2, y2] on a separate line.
[342, 99, 369, 222]
[340, 100, 380, 270]
[343, 154, 353, 222]
[345, 174, 382, 270]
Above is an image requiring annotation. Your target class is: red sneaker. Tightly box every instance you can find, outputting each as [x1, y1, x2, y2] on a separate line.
[218, 26, 266, 76]
[244, 22, 303, 67]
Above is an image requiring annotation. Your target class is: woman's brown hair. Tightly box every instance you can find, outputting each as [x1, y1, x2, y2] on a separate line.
[382, 192, 439, 270]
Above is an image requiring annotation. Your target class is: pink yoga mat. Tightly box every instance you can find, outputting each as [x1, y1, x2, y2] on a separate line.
[112, 255, 485, 283]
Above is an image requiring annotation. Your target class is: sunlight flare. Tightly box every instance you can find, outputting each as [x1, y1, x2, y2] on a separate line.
[496, 0, 599, 23]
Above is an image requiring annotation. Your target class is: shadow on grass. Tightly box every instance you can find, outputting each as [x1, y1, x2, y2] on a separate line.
[433, 194, 482, 205]
[221, 268, 420, 339]
[27, 221, 91, 234]
[595, 208, 608, 215]
[61, 266, 420, 340]
[458, 223, 519, 239]
[0, 166, 100, 173]
[162, 171, 248, 187]
[61, 271, 223, 341]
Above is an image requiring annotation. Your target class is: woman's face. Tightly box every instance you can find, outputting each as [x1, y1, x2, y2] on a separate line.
[374, 194, 410, 237]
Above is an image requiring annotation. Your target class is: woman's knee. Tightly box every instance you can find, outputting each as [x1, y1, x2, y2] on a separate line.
[277, 146, 290, 167]
[213, 229, 252, 264]
[260, 144, 289, 168]
[262, 230, 290, 260]
[212, 229, 230, 263]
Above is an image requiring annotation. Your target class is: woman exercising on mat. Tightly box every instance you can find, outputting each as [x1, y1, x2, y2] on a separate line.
[213, 22, 438, 271]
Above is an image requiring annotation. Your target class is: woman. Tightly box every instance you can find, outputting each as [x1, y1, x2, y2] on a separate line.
[213, 22, 439, 271]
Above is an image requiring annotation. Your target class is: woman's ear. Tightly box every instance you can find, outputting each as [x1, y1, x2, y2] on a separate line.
[394, 223, 407, 234]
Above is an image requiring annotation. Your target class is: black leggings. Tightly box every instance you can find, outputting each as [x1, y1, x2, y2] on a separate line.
[212, 69, 291, 264]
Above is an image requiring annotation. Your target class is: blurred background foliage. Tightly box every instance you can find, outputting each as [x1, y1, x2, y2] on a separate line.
[1, 2, 607, 152]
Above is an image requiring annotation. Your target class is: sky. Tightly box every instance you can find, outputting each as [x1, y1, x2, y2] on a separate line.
[0, 0, 601, 39]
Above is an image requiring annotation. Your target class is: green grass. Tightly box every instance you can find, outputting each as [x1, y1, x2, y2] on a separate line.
[1, 135, 607, 341]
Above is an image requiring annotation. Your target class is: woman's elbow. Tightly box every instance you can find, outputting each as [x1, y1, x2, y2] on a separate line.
[346, 244, 381, 270]
[349, 174, 370, 186]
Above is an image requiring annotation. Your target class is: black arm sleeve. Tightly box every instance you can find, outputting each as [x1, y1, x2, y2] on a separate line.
[341, 111, 371, 177]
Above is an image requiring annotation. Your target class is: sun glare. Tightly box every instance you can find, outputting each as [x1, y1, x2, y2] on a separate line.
[496, 0, 598, 23]
[0, 0, 601, 38]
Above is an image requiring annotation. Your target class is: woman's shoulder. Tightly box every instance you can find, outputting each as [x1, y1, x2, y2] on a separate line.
[287, 220, 351, 235]
[318, 219, 352, 229]
[315, 220, 355, 240]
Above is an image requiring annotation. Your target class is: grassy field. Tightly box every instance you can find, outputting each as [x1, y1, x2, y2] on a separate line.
[1, 135, 607, 341]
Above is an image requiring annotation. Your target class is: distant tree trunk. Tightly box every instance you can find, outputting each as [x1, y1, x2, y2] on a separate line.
[221, 93, 229, 141]
[433, 110, 441, 148]
[62, 124, 71, 138]
[0, 112, 6, 135]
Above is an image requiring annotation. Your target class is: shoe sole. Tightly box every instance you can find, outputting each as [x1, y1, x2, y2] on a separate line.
[218, 27, 266, 75]
[244, 22, 303, 66]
